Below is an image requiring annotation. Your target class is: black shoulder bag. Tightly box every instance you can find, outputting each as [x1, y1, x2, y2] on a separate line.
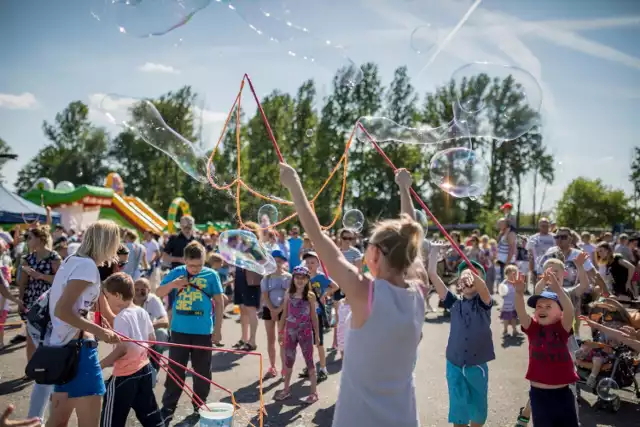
[25, 332, 85, 385]
[24, 255, 88, 385]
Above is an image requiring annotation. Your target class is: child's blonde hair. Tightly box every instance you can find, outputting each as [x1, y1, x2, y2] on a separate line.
[504, 264, 519, 277]
[543, 258, 565, 271]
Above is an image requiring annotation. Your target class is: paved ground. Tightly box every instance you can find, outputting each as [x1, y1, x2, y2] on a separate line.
[1, 293, 639, 426]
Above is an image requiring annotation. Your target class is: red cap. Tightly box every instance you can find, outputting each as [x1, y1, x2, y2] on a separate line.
[500, 202, 513, 211]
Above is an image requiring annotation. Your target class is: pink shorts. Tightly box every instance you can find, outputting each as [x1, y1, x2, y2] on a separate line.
[0, 310, 8, 332]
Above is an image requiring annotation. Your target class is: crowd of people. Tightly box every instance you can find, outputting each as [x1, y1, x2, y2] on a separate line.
[0, 166, 639, 426]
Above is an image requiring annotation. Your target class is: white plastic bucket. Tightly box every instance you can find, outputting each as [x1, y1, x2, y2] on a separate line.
[198, 402, 234, 427]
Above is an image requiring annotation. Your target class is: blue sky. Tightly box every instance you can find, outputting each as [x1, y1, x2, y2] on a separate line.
[1, 0, 639, 217]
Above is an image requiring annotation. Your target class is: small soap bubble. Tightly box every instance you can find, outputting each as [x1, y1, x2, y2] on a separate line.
[257, 204, 279, 229]
[410, 24, 437, 55]
[342, 209, 365, 233]
[305, 129, 314, 137]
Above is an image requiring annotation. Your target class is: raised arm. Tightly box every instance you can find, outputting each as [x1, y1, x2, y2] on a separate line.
[514, 273, 532, 329]
[573, 251, 590, 297]
[547, 271, 574, 332]
[279, 163, 369, 312]
[579, 316, 640, 352]
[427, 243, 449, 300]
[395, 169, 416, 221]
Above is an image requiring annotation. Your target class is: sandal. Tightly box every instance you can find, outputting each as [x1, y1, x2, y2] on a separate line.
[274, 389, 291, 401]
[515, 407, 530, 426]
[232, 340, 245, 349]
[300, 392, 319, 404]
[265, 366, 277, 378]
[241, 343, 257, 351]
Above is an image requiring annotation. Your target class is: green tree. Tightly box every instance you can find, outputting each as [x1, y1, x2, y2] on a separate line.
[0, 138, 16, 183]
[556, 177, 632, 229]
[15, 102, 109, 193]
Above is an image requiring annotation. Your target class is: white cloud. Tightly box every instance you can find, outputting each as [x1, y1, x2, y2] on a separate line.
[0, 92, 39, 110]
[138, 62, 181, 74]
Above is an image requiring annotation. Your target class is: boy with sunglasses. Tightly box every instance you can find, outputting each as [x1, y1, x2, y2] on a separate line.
[428, 243, 494, 427]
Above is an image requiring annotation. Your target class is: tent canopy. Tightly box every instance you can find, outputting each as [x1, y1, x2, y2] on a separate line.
[0, 183, 61, 224]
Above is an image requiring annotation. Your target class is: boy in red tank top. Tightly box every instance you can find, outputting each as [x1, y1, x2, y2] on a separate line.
[514, 268, 580, 427]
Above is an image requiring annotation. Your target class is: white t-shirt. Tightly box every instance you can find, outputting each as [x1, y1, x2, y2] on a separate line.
[142, 294, 167, 322]
[48, 256, 101, 346]
[526, 233, 556, 274]
[112, 305, 154, 377]
[67, 242, 81, 256]
[144, 239, 160, 264]
[581, 243, 595, 260]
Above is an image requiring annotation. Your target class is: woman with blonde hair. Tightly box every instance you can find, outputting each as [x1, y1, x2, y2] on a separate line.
[18, 225, 61, 360]
[280, 163, 425, 427]
[43, 220, 121, 427]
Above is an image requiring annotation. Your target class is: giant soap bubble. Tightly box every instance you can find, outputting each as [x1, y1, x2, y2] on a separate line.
[451, 62, 542, 141]
[429, 147, 489, 198]
[218, 229, 276, 275]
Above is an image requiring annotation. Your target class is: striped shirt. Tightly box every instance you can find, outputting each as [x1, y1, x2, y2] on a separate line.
[342, 247, 363, 266]
[497, 231, 514, 264]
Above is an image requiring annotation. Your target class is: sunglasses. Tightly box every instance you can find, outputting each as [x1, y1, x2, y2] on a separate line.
[341, 236, 353, 241]
[117, 261, 127, 268]
[554, 235, 569, 240]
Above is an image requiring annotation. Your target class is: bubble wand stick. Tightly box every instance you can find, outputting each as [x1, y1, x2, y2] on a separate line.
[355, 121, 478, 274]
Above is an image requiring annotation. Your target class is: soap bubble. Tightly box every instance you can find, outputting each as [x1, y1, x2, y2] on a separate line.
[498, 283, 509, 297]
[429, 147, 489, 198]
[218, 230, 276, 275]
[94, 0, 212, 38]
[305, 129, 314, 138]
[342, 209, 365, 233]
[33, 178, 54, 191]
[356, 117, 446, 145]
[97, 95, 228, 186]
[257, 204, 279, 229]
[451, 62, 542, 141]
[410, 24, 437, 55]
[415, 209, 428, 228]
[56, 181, 76, 192]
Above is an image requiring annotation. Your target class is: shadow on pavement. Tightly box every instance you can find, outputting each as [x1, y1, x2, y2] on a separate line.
[0, 377, 33, 396]
[501, 333, 525, 348]
[211, 351, 246, 373]
[578, 395, 640, 427]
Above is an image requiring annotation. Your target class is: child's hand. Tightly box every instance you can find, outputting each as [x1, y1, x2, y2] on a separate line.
[513, 272, 526, 294]
[279, 162, 300, 189]
[546, 269, 562, 292]
[574, 251, 589, 267]
[394, 168, 413, 189]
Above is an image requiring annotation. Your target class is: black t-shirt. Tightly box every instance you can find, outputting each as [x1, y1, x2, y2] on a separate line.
[608, 254, 629, 288]
[164, 233, 196, 269]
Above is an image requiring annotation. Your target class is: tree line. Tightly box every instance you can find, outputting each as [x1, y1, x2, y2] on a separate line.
[2, 62, 637, 231]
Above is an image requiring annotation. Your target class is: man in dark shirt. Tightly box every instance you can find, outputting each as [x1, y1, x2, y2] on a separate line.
[163, 215, 196, 269]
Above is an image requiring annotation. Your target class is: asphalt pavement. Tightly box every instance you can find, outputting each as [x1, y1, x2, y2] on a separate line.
[1, 293, 638, 426]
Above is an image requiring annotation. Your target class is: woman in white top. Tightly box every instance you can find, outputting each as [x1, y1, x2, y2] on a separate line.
[280, 163, 426, 427]
[46, 220, 121, 427]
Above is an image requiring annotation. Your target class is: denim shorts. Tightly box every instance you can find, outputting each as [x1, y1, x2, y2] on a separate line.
[446, 360, 489, 425]
[54, 342, 105, 398]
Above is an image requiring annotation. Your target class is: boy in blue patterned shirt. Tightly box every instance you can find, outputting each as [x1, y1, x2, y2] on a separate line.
[428, 242, 494, 427]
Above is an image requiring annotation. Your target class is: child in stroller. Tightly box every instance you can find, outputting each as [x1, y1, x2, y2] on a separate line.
[574, 315, 640, 412]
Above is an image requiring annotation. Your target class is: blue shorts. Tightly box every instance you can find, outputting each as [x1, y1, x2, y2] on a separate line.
[446, 360, 489, 425]
[54, 342, 105, 398]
